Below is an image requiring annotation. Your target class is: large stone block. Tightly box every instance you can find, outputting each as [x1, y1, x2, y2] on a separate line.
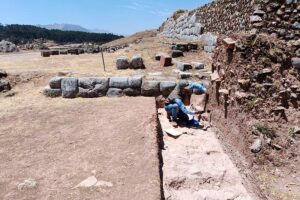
[160, 81, 176, 96]
[176, 62, 192, 71]
[49, 77, 63, 89]
[130, 55, 145, 69]
[192, 62, 205, 70]
[141, 80, 160, 96]
[128, 76, 143, 88]
[160, 55, 172, 67]
[77, 83, 108, 98]
[41, 51, 51, 57]
[116, 56, 130, 70]
[79, 77, 109, 90]
[109, 77, 129, 89]
[61, 77, 79, 98]
[171, 50, 184, 58]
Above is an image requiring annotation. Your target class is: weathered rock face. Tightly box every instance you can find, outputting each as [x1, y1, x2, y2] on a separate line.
[130, 55, 145, 69]
[116, 56, 130, 70]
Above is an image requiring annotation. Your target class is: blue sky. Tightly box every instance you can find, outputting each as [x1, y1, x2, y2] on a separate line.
[0, 0, 213, 35]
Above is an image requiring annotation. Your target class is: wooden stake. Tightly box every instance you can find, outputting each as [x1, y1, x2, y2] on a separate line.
[101, 48, 106, 72]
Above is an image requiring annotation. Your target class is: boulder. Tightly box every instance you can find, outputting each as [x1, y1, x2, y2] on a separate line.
[107, 88, 123, 97]
[79, 77, 109, 90]
[42, 87, 62, 97]
[141, 80, 160, 96]
[0, 69, 7, 78]
[160, 81, 176, 96]
[49, 77, 63, 89]
[0, 40, 17, 53]
[192, 62, 205, 70]
[171, 50, 184, 58]
[160, 55, 172, 67]
[176, 62, 192, 71]
[116, 56, 130, 70]
[130, 55, 145, 69]
[0, 79, 11, 92]
[292, 57, 300, 69]
[61, 77, 79, 98]
[128, 76, 143, 88]
[123, 88, 141, 96]
[109, 77, 129, 89]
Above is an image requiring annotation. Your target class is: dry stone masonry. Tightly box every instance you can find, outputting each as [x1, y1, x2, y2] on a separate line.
[160, 0, 299, 41]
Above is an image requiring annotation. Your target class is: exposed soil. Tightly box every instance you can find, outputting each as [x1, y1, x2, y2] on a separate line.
[0, 97, 161, 200]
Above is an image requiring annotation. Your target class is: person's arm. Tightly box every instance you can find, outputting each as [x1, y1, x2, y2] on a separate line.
[174, 98, 195, 115]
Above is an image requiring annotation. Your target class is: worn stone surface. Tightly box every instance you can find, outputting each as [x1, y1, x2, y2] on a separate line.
[128, 76, 143, 88]
[49, 77, 63, 89]
[192, 62, 205, 70]
[79, 77, 109, 90]
[17, 179, 37, 191]
[160, 55, 172, 67]
[107, 88, 123, 97]
[61, 77, 79, 98]
[176, 62, 192, 71]
[109, 77, 129, 89]
[116, 56, 130, 70]
[160, 81, 177, 96]
[141, 80, 160, 96]
[130, 55, 145, 69]
[171, 50, 184, 58]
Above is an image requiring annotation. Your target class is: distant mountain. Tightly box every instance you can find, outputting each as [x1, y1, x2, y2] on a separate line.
[38, 23, 111, 34]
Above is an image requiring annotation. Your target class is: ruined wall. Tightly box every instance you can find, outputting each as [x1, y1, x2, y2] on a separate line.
[159, 0, 300, 41]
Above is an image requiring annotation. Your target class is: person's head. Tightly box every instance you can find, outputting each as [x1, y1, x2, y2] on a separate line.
[177, 80, 190, 94]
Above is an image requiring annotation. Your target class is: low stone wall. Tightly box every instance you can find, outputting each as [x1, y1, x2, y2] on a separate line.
[43, 76, 181, 99]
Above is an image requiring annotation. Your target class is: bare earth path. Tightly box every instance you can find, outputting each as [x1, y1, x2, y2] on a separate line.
[158, 109, 257, 200]
[0, 97, 161, 200]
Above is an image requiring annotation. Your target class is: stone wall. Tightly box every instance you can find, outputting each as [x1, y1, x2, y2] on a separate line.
[159, 0, 299, 41]
[43, 76, 179, 99]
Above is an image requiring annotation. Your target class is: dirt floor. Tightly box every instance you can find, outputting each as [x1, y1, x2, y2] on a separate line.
[0, 96, 161, 200]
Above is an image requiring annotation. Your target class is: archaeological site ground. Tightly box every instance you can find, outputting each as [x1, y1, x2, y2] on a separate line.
[0, 0, 300, 200]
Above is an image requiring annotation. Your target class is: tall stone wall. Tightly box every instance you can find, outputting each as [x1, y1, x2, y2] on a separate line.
[159, 0, 299, 41]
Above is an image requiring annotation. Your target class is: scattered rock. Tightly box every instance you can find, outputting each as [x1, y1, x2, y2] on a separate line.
[171, 50, 184, 58]
[160, 55, 172, 67]
[250, 139, 262, 153]
[176, 62, 192, 71]
[178, 72, 192, 79]
[74, 176, 98, 188]
[0, 79, 11, 92]
[116, 56, 130, 70]
[18, 179, 37, 191]
[192, 62, 205, 70]
[130, 55, 145, 69]
[61, 77, 79, 98]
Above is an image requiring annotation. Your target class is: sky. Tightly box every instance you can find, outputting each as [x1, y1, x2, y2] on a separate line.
[0, 0, 213, 35]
